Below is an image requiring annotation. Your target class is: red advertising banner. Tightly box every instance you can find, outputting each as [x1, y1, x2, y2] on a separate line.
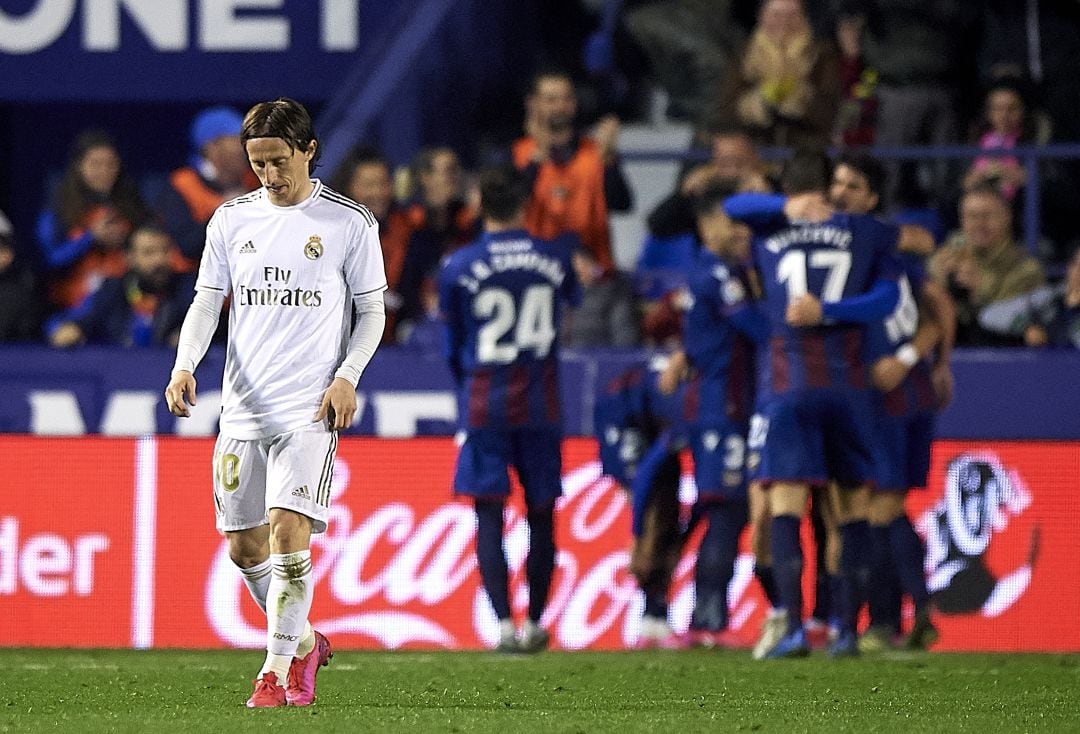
[2, 437, 1078, 651]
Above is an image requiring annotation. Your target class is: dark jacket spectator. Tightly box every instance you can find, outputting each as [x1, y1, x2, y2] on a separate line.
[37, 130, 150, 311]
[563, 247, 641, 348]
[48, 225, 193, 348]
[0, 211, 42, 342]
[708, 0, 841, 149]
[155, 106, 258, 270]
[978, 247, 1080, 349]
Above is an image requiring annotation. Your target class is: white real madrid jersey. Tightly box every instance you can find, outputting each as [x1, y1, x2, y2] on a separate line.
[196, 179, 386, 439]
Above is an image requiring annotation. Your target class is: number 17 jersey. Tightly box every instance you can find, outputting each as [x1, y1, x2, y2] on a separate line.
[753, 213, 902, 395]
[438, 230, 580, 430]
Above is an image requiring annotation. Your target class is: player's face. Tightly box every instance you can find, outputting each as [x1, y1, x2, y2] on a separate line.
[79, 145, 121, 195]
[245, 136, 315, 207]
[347, 162, 393, 220]
[829, 164, 878, 214]
[960, 192, 1010, 250]
[698, 209, 751, 261]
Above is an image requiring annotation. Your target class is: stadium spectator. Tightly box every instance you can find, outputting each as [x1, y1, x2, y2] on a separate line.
[978, 246, 1080, 349]
[620, 0, 740, 124]
[707, 0, 841, 149]
[831, 3, 878, 147]
[438, 164, 580, 653]
[0, 210, 42, 342]
[646, 126, 771, 242]
[961, 79, 1041, 202]
[329, 145, 416, 342]
[48, 225, 194, 348]
[156, 106, 257, 270]
[510, 68, 632, 270]
[165, 98, 386, 708]
[928, 185, 1045, 346]
[395, 146, 480, 335]
[36, 129, 149, 310]
[861, 0, 980, 208]
[562, 244, 641, 348]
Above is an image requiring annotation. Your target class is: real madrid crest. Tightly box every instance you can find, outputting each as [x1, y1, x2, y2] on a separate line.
[304, 234, 323, 260]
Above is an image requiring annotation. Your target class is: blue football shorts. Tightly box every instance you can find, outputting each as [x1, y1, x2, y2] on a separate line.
[453, 427, 563, 506]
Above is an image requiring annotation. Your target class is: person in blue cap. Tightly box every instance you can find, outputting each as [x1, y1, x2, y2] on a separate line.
[155, 106, 256, 269]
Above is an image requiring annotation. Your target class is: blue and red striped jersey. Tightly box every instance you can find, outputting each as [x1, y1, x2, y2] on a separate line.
[868, 254, 938, 416]
[438, 229, 580, 430]
[683, 249, 763, 424]
[749, 213, 903, 395]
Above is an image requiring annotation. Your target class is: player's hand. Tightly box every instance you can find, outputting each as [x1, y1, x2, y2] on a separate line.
[785, 293, 823, 327]
[657, 351, 688, 395]
[592, 114, 620, 162]
[931, 362, 954, 409]
[165, 370, 197, 417]
[871, 356, 909, 392]
[315, 377, 358, 431]
[50, 322, 85, 348]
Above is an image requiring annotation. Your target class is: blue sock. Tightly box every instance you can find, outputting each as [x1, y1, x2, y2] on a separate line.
[755, 565, 780, 608]
[770, 514, 803, 635]
[827, 574, 843, 629]
[644, 592, 668, 619]
[474, 499, 511, 620]
[691, 500, 748, 631]
[867, 525, 902, 631]
[839, 520, 870, 635]
[526, 503, 556, 623]
[888, 515, 930, 613]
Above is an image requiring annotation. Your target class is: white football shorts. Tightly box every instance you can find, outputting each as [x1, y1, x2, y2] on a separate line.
[211, 421, 338, 534]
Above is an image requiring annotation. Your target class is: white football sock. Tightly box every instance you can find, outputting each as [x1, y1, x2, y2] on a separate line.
[260, 551, 314, 679]
[238, 558, 272, 613]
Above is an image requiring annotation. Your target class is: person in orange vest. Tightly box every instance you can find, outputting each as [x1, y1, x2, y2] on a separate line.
[511, 69, 632, 271]
[156, 106, 258, 271]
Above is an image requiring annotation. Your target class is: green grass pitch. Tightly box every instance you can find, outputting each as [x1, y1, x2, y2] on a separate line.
[2, 648, 1078, 733]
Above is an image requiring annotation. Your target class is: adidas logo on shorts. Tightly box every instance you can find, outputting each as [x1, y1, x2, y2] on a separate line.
[239, 240, 256, 254]
[291, 484, 311, 500]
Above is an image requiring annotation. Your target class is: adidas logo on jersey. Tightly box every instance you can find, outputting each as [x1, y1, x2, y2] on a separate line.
[239, 240, 256, 254]
[291, 484, 311, 500]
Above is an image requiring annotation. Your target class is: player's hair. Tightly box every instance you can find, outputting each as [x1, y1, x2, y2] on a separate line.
[240, 98, 320, 170]
[478, 164, 531, 222]
[692, 177, 742, 217]
[780, 148, 832, 195]
[834, 153, 886, 199]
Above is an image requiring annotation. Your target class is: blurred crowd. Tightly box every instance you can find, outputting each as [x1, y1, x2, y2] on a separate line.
[1, 0, 1079, 351]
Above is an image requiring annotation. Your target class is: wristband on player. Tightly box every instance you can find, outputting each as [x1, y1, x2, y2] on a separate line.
[895, 343, 919, 368]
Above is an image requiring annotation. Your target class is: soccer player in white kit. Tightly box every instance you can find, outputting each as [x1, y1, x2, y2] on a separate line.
[164, 98, 386, 708]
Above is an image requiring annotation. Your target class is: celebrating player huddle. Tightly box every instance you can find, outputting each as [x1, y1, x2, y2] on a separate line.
[164, 93, 949, 708]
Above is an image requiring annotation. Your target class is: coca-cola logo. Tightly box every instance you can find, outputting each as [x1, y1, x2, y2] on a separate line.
[206, 456, 766, 649]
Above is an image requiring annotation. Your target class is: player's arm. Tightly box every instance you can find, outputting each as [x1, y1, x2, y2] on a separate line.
[896, 224, 935, 256]
[316, 290, 386, 430]
[786, 278, 900, 327]
[722, 192, 788, 226]
[165, 287, 225, 417]
[436, 264, 465, 386]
